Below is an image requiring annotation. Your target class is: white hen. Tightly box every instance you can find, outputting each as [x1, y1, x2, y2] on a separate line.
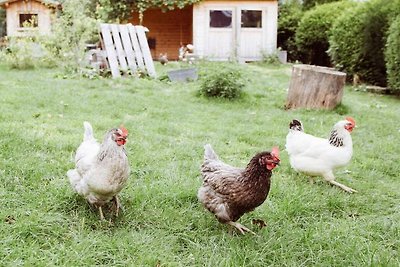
[285, 117, 357, 193]
[67, 122, 130, 219]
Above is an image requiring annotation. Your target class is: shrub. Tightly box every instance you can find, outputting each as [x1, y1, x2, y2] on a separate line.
[385, 15, 400, 91]
[328, 5, 364, 79]
[295, 0, 356, 66]
[329, 0, 400, 86]
[199, 65, 246, 99]
[277, 1, 304, 62]
[261, 50, 282, 65]
[0, 37, 36, 69]
[43, 0, 99, 73]
[302, 0, 342, 10]
[0, 37, 56, 69]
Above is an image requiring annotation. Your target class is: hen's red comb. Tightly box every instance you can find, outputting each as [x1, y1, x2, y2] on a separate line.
[345, 117, 356, 126]
[272, 146, 280, 158]
[119, 125, 128, 137]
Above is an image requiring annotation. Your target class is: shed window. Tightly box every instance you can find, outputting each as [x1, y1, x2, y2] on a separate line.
[209, 10, 232, 28]
[19, 14, 38, 27]
[241, 10, 262, 28]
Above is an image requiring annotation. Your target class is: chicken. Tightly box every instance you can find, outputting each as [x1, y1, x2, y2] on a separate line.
[285, 117, 357, 193]
[158, 53, 168, 65]
[179, 44, 196, 64]
[198, 144, 280, 234]
[67, 122, 130, 220]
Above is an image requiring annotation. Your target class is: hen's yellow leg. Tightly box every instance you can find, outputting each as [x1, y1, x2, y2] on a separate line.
[329, 180, 357, 193]
[113, 195, 121, 217]
[227, 221, 256, 235]
[98, 206, 105, 220]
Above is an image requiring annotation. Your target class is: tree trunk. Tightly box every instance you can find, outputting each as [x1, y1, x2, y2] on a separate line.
[285, 64, 347, 109]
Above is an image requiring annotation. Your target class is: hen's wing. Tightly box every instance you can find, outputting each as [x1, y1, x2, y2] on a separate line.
[199, 145, 246, 221]
[286, 130, 326, 157]
[201, 168, 244, 195]
[290, 138, 352, 173]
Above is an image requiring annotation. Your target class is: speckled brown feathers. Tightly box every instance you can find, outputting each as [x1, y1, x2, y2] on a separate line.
[198, 144, 279, 233]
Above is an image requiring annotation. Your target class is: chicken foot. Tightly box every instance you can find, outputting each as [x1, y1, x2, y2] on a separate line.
[323, 172, 357, 193]
[98, 206, 105, 221]
[227, 221, 256, 235]
[329, 180, 357, 193]
[112, 195, 122, 217]
[94, 196, 122, 221]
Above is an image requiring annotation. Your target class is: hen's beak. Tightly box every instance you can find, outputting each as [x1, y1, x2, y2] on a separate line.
[273, 157, 280, 165]
[116, 136, 127, 146]
[345, 124, 355, 132]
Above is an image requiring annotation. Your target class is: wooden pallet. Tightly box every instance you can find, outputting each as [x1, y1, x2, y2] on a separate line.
[100, 23, 156, 78]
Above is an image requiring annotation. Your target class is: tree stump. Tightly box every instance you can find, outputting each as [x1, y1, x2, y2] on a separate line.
[285, 64, 347, 109]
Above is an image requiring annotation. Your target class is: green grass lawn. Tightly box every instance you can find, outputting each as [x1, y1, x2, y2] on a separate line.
[0, 62, 399, 266]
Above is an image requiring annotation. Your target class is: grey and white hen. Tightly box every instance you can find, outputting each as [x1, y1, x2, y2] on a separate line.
[67, 122, 130, 220]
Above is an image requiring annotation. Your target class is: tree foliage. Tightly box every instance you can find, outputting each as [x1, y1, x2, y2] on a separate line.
[385, 15, 400, 91]
[329, 0, 400, 86]
[95, 0, 202, 23]
[277, 0, 304, 62]
[328, 5, 364, 78]
[44, 0, 99, 72]
[302, 0, 342, 10]
[295, 1, 356, 66]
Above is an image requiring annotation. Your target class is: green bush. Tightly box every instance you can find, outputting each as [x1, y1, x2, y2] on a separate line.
[277, 1, 304, 62]
[0, 38, 35, 69]
[328, 5, 364, 79]
[385, 15, 400, 91]
[329, 0, 400, 86]
[43, 0, 99, 73]
[295, 1, 356, 66]
[0, 37, 56, 69]
[302, 0, 342, 10]
[261, 50, 282, 65]
[199, 65, 245, 99]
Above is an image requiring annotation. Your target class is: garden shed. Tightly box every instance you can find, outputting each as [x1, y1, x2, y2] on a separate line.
[131, 0, 278, 61]
[0, 0, 60, 37]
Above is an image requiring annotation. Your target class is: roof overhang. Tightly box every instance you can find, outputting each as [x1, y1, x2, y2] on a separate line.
[0, 0, 61, 7]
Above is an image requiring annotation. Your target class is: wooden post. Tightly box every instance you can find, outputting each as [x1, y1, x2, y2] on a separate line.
[285, 64, 346, 109]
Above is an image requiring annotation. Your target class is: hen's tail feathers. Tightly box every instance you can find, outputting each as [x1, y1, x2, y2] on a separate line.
[67, 169, 87, 196]
[67, 169, 80, 192]
[289, 119, 303, 132]
[83, 121, 95, 141]
[204, 144, 219, 161]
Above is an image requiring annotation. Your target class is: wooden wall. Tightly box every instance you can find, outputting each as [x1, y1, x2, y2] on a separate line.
[131, 6, 193, 60]
[193, 0, 278, 61]
[5, 0, 54, 37]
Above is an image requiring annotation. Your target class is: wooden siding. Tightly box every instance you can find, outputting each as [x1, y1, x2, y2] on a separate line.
[193, 0, 278, 61]
[131, 6, 193, 60]
[129, 0, 277, 61]
[4, 0, 55, 36]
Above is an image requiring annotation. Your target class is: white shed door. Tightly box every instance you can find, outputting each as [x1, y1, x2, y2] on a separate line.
[206, 9, 235, 60]
[193, 2, 277, 61]
[239, 9, 265, 61]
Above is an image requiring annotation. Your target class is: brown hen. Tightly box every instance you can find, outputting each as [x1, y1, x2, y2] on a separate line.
[198, 144, 280, 234]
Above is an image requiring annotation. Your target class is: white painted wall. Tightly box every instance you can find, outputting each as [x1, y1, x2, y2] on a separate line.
[193, 1, 278, 61]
